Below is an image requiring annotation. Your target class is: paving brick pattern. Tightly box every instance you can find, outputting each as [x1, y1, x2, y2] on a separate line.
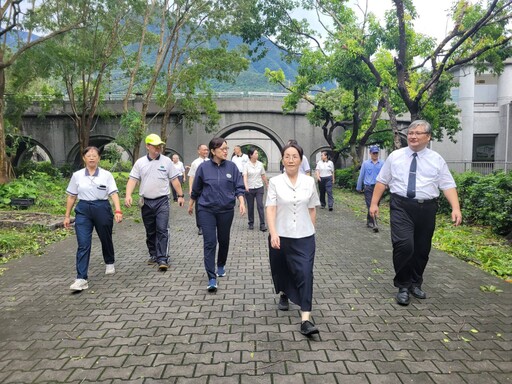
[0, 201, 510, 383]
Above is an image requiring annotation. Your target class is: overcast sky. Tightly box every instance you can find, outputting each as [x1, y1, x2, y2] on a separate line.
[297, 0, 456, 43]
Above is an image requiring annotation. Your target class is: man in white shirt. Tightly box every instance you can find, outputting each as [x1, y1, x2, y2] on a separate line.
[188, 144, 209, 235]
[231, 145, 249, 174]
[370, 120, 462, 306]
[171, 154, 186, 202]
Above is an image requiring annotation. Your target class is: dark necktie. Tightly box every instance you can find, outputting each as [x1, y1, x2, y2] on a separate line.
[407, 153, 418, 198]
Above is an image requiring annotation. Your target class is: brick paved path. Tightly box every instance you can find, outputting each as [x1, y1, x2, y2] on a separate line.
[0, 201, 510, 383]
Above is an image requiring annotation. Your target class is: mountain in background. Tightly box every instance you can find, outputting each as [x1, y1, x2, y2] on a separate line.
[6, 30, 296, 93]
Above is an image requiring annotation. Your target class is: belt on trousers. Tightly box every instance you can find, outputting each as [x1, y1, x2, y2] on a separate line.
[391, 193, 438, 204]
[143, 195, 167, 201]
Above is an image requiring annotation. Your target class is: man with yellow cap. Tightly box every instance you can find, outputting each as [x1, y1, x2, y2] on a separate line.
[125, 134, 185, 271]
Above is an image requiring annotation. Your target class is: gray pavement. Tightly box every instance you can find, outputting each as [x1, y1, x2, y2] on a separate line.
[0, 200, 510, 384]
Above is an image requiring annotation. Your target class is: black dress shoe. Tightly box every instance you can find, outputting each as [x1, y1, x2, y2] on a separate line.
[198, 228, 202, 235]
[300, 320, 319, 336]
[260, 225, 267, 232]
[396, 288, 410, 306]
[409, 286, 427, 299]
[278, 294, 289, 311]
[248, 224, 254, 230]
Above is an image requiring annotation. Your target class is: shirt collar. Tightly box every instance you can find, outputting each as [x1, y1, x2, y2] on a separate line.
[85, 168, 99, 176]
[147, 154, 161, 161]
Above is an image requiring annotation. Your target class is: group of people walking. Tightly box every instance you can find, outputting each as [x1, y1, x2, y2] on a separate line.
[64, 120, 462, 336]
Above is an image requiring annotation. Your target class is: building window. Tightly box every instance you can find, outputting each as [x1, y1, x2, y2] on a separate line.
[473, 135, 496, 161]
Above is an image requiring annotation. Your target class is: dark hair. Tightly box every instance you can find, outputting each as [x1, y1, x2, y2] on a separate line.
[287, 139, 298, 146]
[281, 143, 303, 159]
[321, 150, 331, 160]
[247, 146, 258, 159]
[82, 146, 100, 156]
[208, 137, 227, 159]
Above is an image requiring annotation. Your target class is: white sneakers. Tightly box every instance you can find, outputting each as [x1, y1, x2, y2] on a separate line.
[105, 264, 115, 275]
[70, 279, 89, 291]
[70, 264, 115, 291]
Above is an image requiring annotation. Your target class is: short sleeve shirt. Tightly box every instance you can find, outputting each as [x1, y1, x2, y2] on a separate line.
[376, 147, 456, 200]
[129, 154, 179, 199]
[243, 160, 266, 189]
[265, 173, 320, 238]
[188, 157, 209, 178]
[66, 167, 118, 201]
[315, 160, 334, 177]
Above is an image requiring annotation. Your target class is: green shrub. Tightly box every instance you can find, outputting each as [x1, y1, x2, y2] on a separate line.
[440, 171, 512, 236]
[15, 161, 62, 178]
[336, 167, 357, 190]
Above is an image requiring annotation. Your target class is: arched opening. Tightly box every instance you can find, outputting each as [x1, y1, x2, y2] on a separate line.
[10, 136, 53, 167]
[68, 136, 132, 170]
[216, 122, 285, 174]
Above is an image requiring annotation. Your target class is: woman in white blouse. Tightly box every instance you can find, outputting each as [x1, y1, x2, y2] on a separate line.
[243, 147, 268, 231]
[265, 142, 321, 336]
[315, 151, 335, 211]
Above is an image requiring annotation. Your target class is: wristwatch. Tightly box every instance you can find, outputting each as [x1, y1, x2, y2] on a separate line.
[177, 194, 184, 198]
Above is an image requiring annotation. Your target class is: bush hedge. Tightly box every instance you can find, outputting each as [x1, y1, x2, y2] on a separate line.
[438, 171, 512, 236]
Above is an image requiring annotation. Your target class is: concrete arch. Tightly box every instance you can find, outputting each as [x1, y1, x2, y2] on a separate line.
[11, 136, 54, 167]
[216, 121, 286, 151]
[67, 135, 133, 167]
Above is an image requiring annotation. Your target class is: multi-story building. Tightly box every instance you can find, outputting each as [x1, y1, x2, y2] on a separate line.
[431, 58, 512, 174]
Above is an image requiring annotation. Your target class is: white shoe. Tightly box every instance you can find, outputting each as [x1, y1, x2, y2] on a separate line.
[70, 279, 88, 291]
[105, 264, 115, 275]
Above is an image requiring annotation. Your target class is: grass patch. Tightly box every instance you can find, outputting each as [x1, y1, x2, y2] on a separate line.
[333, 188, 512, 281]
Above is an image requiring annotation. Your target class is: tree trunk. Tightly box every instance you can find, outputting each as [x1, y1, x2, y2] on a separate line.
[0, 65, 9, 184]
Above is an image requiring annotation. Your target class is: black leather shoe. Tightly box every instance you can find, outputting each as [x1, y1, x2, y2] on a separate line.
[410, 286, 427, 299]
[198, 228, 202, 235]
[396, 288, 410, 306]
[248, 224, 254, 230]
[260, 225, 267, 232]
[300, 320, 319, 336]
[278, 294, 289, 311]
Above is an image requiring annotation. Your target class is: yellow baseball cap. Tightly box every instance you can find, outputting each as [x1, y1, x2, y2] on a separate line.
[145, 134, 165, 146]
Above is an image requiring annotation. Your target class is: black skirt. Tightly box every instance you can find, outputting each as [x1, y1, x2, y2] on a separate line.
[268, 235, 315, 311]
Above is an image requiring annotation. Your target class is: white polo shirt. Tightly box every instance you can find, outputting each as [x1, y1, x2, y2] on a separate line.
[129, 154, 179, 199]
[66, 167, 118, 201]
[266, 173, 320, 238]
[316, 160, 334, 178]
[243, 160, 266, 189]
[376, 147, 456, 200]
[232, 154, 249, 173]
[188, 157, 209, 178]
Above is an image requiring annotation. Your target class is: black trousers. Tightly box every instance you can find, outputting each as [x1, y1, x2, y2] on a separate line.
[171, 175, 184, 201]
[246, 186, 265, 227]
[390, 194, 438, 289]
[363, 184, 375, 224]
[141, 196, 170, 263]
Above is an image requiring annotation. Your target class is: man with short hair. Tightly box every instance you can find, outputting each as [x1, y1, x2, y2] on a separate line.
[125, 134, 185, 271]
[188, 144, 210, 235]
[370, 120, 462, 306]
[356, 145, 384, 229]
[231, 145, 249, 174]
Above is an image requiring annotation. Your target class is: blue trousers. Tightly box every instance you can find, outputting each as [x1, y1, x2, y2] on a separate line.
[141, 196, 170, 263]
[319, 177, 333, 209]
[74, 200, 114, 280]
[198, 208, 234, 280]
